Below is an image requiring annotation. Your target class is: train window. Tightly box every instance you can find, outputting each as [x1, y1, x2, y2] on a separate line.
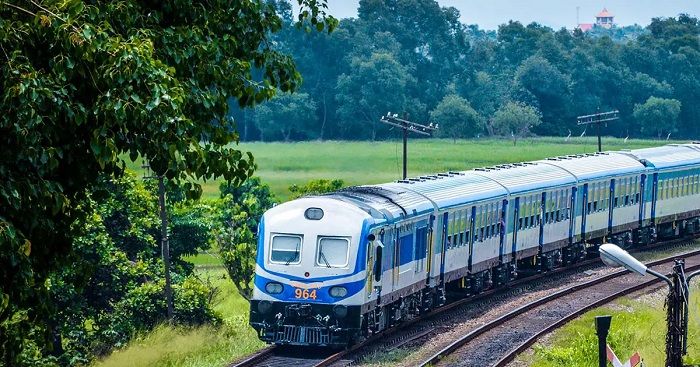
[673, 178, 678, 197]
[660, 180, 664, 200]
[270, 234, 303, 264]
[317, 237, 349, 268]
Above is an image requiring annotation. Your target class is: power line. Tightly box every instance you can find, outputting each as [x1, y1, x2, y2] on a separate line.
[577, 109, 619, 152]
[380, 112, 438, 180]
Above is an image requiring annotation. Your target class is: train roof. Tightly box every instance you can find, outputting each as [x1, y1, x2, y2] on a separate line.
[469, 162, 575, 195]
[537, 152, 646, 181]
[620, 144, 700, 169]
[302, 143, 696, 223]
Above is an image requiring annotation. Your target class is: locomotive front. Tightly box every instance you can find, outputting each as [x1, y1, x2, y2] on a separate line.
[249, 197, 373, 347]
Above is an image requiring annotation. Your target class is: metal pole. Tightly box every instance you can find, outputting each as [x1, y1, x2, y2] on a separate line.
[666, 259, 686, 367]
[402, 113, 408, 180]
[595, 315, 612, 367]
[597, 121, 602, 152]
[158, 176, 174, 320]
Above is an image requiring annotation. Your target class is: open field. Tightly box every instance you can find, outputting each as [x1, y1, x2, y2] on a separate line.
[126, 137, 673, 201]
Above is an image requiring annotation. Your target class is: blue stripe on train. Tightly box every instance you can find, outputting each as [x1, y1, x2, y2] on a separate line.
[254, 274, 365, 303]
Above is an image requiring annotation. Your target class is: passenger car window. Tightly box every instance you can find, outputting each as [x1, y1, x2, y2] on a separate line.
[270, 234, 302, 264]
[317, 237, 350, 267]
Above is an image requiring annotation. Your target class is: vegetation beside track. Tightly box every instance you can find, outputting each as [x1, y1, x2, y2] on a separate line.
[94, 267, 264, 367]
[520, 289, 700, 367]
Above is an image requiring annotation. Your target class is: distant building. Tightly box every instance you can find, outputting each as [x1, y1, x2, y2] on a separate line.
[577, 7, 615, 32]
[595, 8, 615, 29]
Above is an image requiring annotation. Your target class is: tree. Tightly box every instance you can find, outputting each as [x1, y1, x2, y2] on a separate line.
[490, 102, 543, 145]
[514, 55, 570, 135]
[49, 173, 217, 364]
[0, 1, 336, 364]
[289, 179, 345, 199]
[633, 97, 682, 139]
[335, 53, 414, 140]
[430, 94, 484, 142]
[216, 178, 276, 300]
[255, 91, 318, 141]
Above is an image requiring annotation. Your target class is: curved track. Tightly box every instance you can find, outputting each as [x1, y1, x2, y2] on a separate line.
[230, 239, 698, 367]
[419, 247, 700, 367]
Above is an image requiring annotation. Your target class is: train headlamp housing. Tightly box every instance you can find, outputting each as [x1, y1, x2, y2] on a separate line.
[265, 282, 284, 294]
[257, 300, 273, 314]
[305, 208, 324, 220]
[329, 286, 348, 298]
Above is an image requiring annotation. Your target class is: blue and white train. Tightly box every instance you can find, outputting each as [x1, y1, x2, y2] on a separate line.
[249, 143, 700, 347]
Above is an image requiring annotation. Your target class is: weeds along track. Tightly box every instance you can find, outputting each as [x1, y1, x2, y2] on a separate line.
[419, 243, 700, 367]
[230, 238, 698, 367]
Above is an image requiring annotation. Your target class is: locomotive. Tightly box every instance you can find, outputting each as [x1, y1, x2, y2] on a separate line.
[249, 143, 700, 347]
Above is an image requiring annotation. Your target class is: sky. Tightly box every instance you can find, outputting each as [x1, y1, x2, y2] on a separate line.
[299, 0, 700, 30]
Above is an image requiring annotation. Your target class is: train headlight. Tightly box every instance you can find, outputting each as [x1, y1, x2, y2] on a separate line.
[304, 207, 324, 220]
[257, 300, 273, 314]
[265, 282, 284, 294]
[329, 286, 348, 298]
[333, 305, 348, 319]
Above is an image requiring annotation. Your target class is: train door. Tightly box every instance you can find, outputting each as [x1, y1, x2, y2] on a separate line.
[651, 173, 659, 225]
[398, 223, 414, 287]
[512, 197, 521, 257]
[425, 215, 435, 283]
[581, 183, 589, 240]
[467, 206, 476, 272]
[415, 222, 428, 273]
[608, 179, 616, 234]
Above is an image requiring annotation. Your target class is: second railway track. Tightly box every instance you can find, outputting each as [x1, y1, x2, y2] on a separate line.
[419, 246, 700, 367]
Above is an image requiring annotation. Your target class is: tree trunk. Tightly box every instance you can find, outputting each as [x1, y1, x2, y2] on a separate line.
[320, 91, 327, 141]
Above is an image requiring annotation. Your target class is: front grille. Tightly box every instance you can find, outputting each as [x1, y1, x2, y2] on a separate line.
[274, 325, 330, 345]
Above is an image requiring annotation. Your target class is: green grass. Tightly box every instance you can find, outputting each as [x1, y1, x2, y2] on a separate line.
[126, 137, 673, 201]
[523, 290, 700, 367]
[93, 267, 264, 367]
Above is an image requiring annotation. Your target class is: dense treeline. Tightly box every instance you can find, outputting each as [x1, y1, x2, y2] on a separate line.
[236, 0, 700, 141]
[0, 0, 336, 365]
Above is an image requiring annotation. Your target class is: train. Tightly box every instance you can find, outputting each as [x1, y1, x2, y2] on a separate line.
[249, 143, 700, 347]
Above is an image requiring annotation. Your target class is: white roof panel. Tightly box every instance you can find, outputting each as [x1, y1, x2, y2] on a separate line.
[537, 152, 646, 181]
[621, 144, 700, 169]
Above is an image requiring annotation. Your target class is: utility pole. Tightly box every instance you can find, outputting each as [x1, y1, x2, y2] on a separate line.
[380, 112, 438, 180]
[577, 109, 619, 152]
[666, 259, 688, 367]
[142, 161, 174, 321]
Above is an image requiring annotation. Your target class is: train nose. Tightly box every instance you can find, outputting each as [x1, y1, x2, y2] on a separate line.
[286, 303, 313, 318]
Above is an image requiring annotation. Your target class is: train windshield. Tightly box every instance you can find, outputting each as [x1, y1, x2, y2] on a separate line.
[270, 234, 302, 264]
[316, 237, 349, 267]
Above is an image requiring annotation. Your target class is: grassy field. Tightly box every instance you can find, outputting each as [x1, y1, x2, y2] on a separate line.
[126, 137, 671, 201]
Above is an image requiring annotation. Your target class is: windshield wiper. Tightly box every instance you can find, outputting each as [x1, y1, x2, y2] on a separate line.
[284, 246, 299, 265]
[319, 250, 332, 268]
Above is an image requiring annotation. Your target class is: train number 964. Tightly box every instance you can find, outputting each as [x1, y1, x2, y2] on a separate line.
[294, 288, 317, 300]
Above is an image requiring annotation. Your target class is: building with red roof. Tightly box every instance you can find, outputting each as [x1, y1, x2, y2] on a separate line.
[577, 8, 615, 32]
[595, 8, 615, 29]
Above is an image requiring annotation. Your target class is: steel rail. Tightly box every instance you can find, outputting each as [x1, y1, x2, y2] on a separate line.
[418, 245, 700, 367]
[492, 262, 700, 367]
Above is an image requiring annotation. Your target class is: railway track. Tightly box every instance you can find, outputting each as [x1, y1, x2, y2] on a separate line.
[419, 246, 700, 367]
[230, 238, 699, 367]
